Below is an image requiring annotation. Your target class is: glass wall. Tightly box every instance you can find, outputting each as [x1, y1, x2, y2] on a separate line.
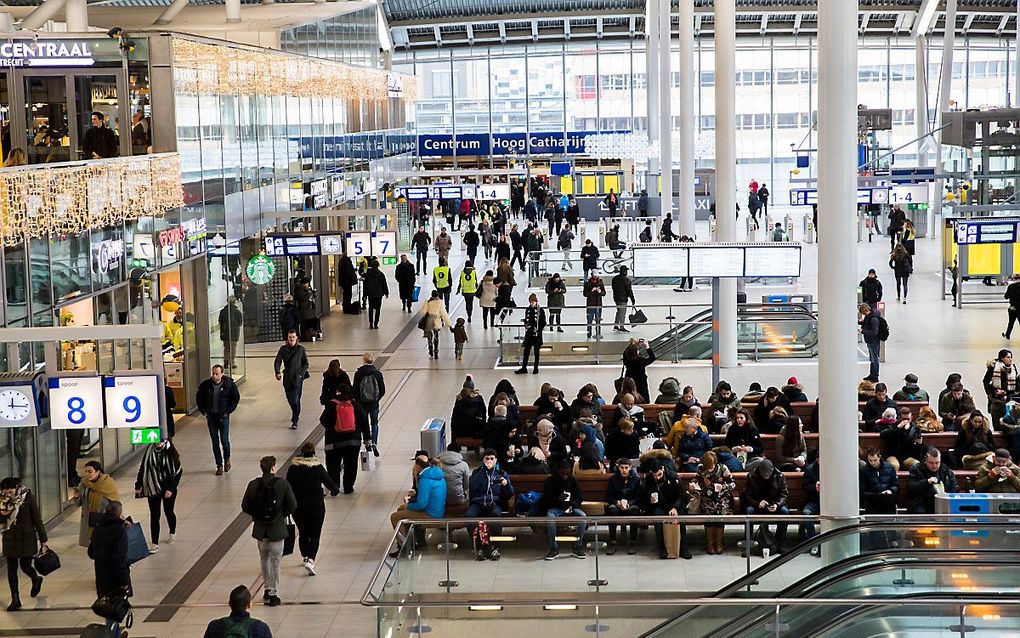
[280, 7, 381, 68]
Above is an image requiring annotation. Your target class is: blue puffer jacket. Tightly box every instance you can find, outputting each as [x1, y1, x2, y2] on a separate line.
[859, 459, 899, 498]
[407, 466, 448, 518]
[673, 429, 714, 463]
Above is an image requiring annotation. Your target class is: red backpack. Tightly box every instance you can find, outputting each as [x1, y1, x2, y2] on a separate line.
[333, 400, 356, 433]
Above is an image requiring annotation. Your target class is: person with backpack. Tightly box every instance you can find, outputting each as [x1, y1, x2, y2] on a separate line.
[196, 364, 241, 475]
[353, 352, 385, 454]
[320, 386, 371, 493]
[203, 585, 273, 638]
[240, 456, 297, 607]
[286, 442, 339, 576]
[274, 330, 309, 431]
[859, 303, 886, 382]
[451, 376, 487, 444]
[639, 220, 653, 243]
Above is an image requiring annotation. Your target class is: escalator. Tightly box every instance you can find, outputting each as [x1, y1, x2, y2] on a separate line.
[647, 303, 818, 360]
[641, 522, 1020, 638]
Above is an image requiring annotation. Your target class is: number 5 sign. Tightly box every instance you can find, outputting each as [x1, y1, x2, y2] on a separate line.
[103, 376, 160, 429]
[345, 232, 371, 257]
[48, 377, 105, 430]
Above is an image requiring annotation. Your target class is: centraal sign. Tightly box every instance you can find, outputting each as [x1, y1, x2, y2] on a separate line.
[0, 41, 95, 67]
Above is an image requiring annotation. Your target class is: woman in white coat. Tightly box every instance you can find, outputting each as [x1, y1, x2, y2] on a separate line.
[420, 290, 452, 359]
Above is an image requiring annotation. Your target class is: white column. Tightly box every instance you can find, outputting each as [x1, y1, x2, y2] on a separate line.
[646, 0, 660, 196]
[914, 37, 929, 167]
[1016, 1, 1019, 106]
[678, 0, 695, 237]
[817, 0, 860, 526]
[933, 0, 957, 228]
[0, 12, 13, 32]
[658, 0, 673, 219]
[19, 0, 66, 31]
[226, 0, 241, 23]
[715, 0, 737, 368]
[64, 0, 87, 31]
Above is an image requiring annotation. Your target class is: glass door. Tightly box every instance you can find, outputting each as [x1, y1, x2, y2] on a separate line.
[73, 74, 123, 160]
[24, 75, 71, 164]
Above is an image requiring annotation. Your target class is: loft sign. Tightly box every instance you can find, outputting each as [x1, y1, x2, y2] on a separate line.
[0, 41, 96, 67]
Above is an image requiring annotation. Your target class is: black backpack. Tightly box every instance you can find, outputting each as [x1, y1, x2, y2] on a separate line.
[877, 316, 890, 342]
[250, 477, 280, 523]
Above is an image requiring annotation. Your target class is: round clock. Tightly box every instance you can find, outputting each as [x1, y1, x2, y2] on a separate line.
[321, 236, 342, 254]
[0, 388, 32, 422]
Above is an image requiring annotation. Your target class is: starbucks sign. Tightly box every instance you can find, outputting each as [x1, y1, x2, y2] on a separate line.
[245, 254, 276, 285]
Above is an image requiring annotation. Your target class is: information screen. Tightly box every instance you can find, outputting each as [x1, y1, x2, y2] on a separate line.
[689, 247, 744, 277]
[633, 247, 689, 277]
[439, 186, 463, 200]
[264, 236, 286, 257]
[401, 186, 430, 200]
[283, 236, 319, 255]
[745, 246, 802, 277]
[956, 221, 1018, 245]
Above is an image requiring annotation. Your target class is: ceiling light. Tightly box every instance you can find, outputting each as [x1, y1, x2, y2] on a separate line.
[545, 605, 578, 611]
[468, 605, 503, 611]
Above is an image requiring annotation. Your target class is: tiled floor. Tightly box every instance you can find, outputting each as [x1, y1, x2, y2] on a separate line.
[5, 216, 1009, 637]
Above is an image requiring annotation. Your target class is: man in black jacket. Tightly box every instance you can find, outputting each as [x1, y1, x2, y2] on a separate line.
[862, 383, 897, 431]
[274, 331, 309, 430]
[509, 225, 525, 270]
[859, 269, 883, 312]
[203, 585, 273, 638]
[82, 111, 119, 159]
[611, 266, 636, 332]
[337, 256, 358, 312]
[640, 460, 692, 559]
[1003, 273, 1020, 338]
[353, 353, 386, 453]
[464, 224, 481, 265]
[859, 303, 882, 382]
[362, 257, 389, 329]
[394, 254, 417, 313]
[906, 447, 958, 514]
[196, 365, 241, 475]
[241, 456, 297, 607]
[538, 461, 587, 560]
[412, 226, 431, 275]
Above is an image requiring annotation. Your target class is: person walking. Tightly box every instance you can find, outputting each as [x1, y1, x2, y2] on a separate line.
[859, 268, 883, 312]
[479, 270, 498, 329]
[516, 294, 547, 375]
[337, 255, 357, 313]
[319, 359, 351, 406]
[434, 227, 453, 263]
[217, 297, 242, 371]
[362, 257, 389, 329]
[133, 439, 182, 553]
[545, 272, 567, 333]
[889, 243, 913, 304]
[580, 239, 600, 282]
[76, 461, 120, 548]
[87, 501, 132, 601]
[902, 219, 917, 255]
[286, 442, 339, 576]
[203, 585, 274, 638]
[637, 189, 649, 217]
[1003, 274, 1020, 339]
[860, 303, 883, 382]
[1, 477, 47, 612]
[395, 254, 416, 313]
[526, 227, 544, 279]
[241, 456, 297, 607]
[660, 213, 678, 242]
[464, 224, 481, 266]
[196, 365, 240, 475]
[509, 225, 525, 271]
[274, 330, 310, 430]
[888, 205, 906, 250]
[320, 386, 372, 494]
[353, 353, 385, 453]
[457, 261, 479, 323]
[432, 257, 453, 310]
[420, 290, 452, 359]
[603, 189, 619, 217]
[612, 266, 636, 333]
[584, 272, 606, 339]
[557, 223, 575, 270]
[411, 226, 431, 276]
[758, 183, 770, 216]
[566, 196, 580, 233]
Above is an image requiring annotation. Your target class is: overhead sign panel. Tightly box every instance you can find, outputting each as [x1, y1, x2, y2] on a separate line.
[103, 375, 160, 429]
[48, 377, 104, 430]
[632, 244, 802, 278]
[955, 220, 1018, 245]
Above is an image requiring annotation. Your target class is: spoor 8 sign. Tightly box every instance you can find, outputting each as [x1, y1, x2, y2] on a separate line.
[103, 376, 160, 429]
[48, 377, 105, 430]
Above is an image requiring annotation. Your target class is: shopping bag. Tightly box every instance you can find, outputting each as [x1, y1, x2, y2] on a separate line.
[33, 548, 61, 576]
[412, 286, 421, 303]
[663, 520, 682, 559]
[629, 307, 648, 325]
[125, 521, 149, 564]
[282, 518, 296, 556]
[360, 448, 376, 472]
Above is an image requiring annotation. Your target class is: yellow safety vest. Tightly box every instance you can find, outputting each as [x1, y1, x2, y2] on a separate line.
[460, 269, 478, 294]
[433, 265, 451, 289]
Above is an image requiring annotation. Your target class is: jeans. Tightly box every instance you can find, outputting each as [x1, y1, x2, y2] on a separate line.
[293, 509, 325, 560]
[147, 492, 177, 545]
[365, 402, 380, 445]
[586, 307, 603, 337]
[866, 340, 881, 380]
[895, 274, 909, 299]
[206, 414, 231, 467]
[257, 538, 284, 595]
[6, 556, 38, 597]
[546, 508, 586, 551]
[745, 504, 790, 547]
[614, 303, 628, 329]
[367, 296, 382, 327]
[416, 250, 427, 274]
[284, 380, 303, 424]
[801, 501, 819, 539]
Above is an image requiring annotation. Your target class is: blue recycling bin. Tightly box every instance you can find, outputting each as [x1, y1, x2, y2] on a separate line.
[419, 418, 447, 458]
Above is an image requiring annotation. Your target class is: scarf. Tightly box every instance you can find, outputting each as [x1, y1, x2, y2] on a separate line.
[81, 473, 120, 514]
[535, 419, 555, 457]
[0, 486, 28, 534]
[140, 442, 182, 497]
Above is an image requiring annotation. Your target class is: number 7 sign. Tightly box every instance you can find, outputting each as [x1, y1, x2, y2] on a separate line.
[371, 231, 397, 257]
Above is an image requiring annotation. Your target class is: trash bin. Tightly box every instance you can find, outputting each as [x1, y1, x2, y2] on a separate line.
[419, 418, 447, 458]
[934, 493, 1020, 549]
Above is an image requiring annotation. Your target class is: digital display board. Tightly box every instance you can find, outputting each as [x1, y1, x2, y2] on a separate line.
[400, 186, 430, 201]
[689, 247, 744, 277]
[744, 246, 802, 277]
[955, 221, 1018, 245]
[283, 236, 319, 255]
[632, 244, 803, 278]
[633, 247, 689, 277]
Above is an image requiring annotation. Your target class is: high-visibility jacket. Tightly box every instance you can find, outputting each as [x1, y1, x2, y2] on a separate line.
[433, 265, 452, 290]
[459, 269, 478, 294]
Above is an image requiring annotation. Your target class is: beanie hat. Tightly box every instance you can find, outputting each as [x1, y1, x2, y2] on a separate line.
[787, 377, 798, 385]
[463, 375, 475, 390]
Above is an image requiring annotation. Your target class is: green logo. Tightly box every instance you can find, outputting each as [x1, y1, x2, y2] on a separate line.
[246, 254, 276, 285]
[130, 427, 162, 445]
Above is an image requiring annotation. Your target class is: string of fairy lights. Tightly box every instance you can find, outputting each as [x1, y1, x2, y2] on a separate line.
[0, 153, 183, 247]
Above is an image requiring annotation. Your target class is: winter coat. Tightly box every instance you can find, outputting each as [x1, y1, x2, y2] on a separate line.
[860, 459, 899, 499]
[780, 384, 808, 406]
[889, 253, 913, 278]
[522, 306, 546, 345]
[274, 344, 309, 388]
[411, 231, 431, 253]
[938, 391, 976, 429]
[286, 456, 339, 515]
[545, 277, 567, 308]
[580, 245, 600, 270]
[880, 422, 924, 462]
[611, 273, 635, 304]
[451, 392, 487, 440]
[87, 513, 131, 598]
[395, 261, 416, 298]
[640, 466, 687, 512]
[320, 399, 371, 450]
[196, 376, 240, 416]
[537, 473, 582, 514]
[954, 423, 998, 467]
[480, 275, 498, 308]
[695, 464, 737, 515]
[774, 425, 807, 468]
[907, 462, 958, 513]
[295, 284, 316, 321]
[353, 364, 386, 406]
[975, 459, 1020, 493]
[468, 465, 514, 509]
[557, 229, 574, 250]
[434, 233, 453, 255]
[363, 268, 389, 299]
[893, 383, 930, 403]
[743, 463, 789, 508]
[862, 395, 897, 431]
[706, 394, 742, 432]
[604, 470, 641, 505]
[583, 277, 606, 307]
[407, 466, 447, 518]
[279, 303, 301, 335]
[639, 448, 677, 474]
[78, 473, 120, 548]
[654, 378, 682, 405]
[241, 474, 298, 541]
[437, 450, 471, 505]
[859, 277, 883, 304]
[420, 298, 451, 333]
[337, 257, 357, 287]
[319, 369, 353, 405]
[1, 489, 46, 559]
[218, 303, 242, 342]
[605, 428, 641, 462]
[673, 429, 714, 465]
[134, 442, 183, 498]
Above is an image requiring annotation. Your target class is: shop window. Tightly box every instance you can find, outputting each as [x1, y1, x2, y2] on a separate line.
[25, 76, 71, 164]
[4, 244, 27, 325]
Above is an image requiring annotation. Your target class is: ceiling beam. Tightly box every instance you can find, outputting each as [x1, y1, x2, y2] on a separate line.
[564, 16, 570, 40]
[792, 12, 802, 35]
[433, 25, 441, 47]
[694, 13, 701, 36]
[531, 18, 538, 41]
[961, 13, 974, 34]
[465, 22, 473, 44]
[759, 13, 767, 35]
[498, 21, 505, 43]
[596, 16, 603, 39]
[859, 11, 870, 33]
[911, 0, 938, 36]
[628, 14, 635, 37]
[996, 14, 1009, 35]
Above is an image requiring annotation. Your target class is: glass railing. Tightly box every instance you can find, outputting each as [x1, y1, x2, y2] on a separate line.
[525, 247, 634, 287]
[495, 302, 818, 365]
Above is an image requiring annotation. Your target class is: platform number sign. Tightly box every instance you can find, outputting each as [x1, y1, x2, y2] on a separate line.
[103, 375, 160, 429]
[48, 377, 104, 430]
[345, 232, 372, 257]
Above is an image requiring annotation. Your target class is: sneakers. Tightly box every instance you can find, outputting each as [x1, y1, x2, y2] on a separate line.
[475, 549, 487, 561]
[514, 368, 528, 374]
[571, 546, 586, 559]
[544, 548, 559, 561]
[290, 422, 299, 430]
[167, 533, 176, 544]
[149, 544, 159, 554]
[266, 595, 282, 607]
[488, 546, 501, 561]
[372, 445, 380, 458]
[303, 558, 317, 576]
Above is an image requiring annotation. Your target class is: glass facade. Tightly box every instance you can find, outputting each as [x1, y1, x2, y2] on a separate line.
[396, 37, 1013, 198]
[280, 7, 382, 68]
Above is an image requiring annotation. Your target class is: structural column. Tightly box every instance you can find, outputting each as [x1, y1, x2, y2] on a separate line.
[646, 0, 660, 197]
[64, 0, 87, 31]
[914, 37, 929, 168]
[677, 0, 695, 237]
[817, 0, 860, 528]
[226, 0, 241, 23]
[714, 0, 737, 368]
[658, 0, 673, 219]
[932, 0, 957, 228]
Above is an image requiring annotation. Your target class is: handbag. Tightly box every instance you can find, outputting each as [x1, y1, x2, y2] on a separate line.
[282, 517, 296, 556]
[417, 315, 428, 330]
[629, 307, 648, 325]
[412, 285, 421, 303]
[360, 448, 376, 472]
[33, 547, 61, 576]
[125, 521, 149, 565]
[91, 591, 131, 622]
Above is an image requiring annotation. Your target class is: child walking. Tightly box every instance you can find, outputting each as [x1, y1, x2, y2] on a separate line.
[452, 317, 469, 360]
